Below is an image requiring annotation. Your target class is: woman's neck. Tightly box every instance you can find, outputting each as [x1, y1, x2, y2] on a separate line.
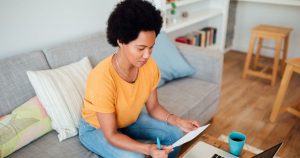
[115, 50, 135, 72]
[113, 50, 139, 83]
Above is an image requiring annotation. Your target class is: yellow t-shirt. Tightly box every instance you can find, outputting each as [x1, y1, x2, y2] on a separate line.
[81, 55, 160, 128]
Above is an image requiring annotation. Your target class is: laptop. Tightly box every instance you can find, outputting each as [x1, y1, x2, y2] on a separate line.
[183, 141, 282, 158]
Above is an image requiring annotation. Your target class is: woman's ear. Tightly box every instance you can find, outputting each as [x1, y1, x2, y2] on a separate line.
[117, 40, 123, 48]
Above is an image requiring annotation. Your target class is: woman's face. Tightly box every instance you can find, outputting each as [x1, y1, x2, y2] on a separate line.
[119, 31, 156, 68]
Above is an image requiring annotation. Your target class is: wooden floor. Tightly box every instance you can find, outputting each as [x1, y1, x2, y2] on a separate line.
[203, 51, 300, 158]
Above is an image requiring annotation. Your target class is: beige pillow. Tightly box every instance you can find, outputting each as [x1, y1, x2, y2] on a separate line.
[27, 57, 92, 141]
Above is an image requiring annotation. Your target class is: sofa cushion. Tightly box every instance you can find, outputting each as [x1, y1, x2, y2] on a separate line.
[157, 78, 219, 123]
[43, 32, 116, 68]
[0, 51, 50, 116]
[27, 57, 92, 141]
[0, 96, 52, 158]
[8, 131, 100, 158]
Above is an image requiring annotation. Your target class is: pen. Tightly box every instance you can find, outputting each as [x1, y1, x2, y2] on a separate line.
[156, 137, 162, 150]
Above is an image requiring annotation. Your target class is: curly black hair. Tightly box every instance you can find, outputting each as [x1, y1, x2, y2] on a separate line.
[106, 0, 163, 47]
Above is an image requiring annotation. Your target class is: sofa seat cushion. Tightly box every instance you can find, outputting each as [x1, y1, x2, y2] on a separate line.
[8, 131, 100, 158]
[157, 78, 219, 123]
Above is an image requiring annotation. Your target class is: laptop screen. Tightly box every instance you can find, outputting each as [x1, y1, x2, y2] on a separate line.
[252, 143, 282, 158]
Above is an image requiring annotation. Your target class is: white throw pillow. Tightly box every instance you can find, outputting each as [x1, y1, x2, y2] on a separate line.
[27, 57, 92, 141]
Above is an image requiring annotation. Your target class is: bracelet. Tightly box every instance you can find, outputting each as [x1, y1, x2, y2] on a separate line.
[165, 113, 174, 125]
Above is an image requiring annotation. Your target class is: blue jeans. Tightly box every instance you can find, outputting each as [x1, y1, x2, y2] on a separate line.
[79, 112, 184, 158]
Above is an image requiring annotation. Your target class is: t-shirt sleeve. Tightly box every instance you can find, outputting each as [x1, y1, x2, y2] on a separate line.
[85, 73, 116, 113]
[150, 58, 161, 91]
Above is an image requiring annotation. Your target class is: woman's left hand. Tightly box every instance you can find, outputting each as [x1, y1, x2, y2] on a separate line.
[175, 118, 200, 133]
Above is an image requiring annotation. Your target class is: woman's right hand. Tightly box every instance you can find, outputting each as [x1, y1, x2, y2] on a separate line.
[148, 144, 172, 158]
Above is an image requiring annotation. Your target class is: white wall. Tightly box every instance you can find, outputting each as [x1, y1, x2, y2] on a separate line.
[0, 0, 117, 59]
[232, 2, 300, 58]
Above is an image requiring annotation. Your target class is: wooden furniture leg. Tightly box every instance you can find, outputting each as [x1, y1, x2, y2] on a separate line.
[271, 38, 282, 86]
[270, 64, 294, 122]
[281, 35, 290, 76]
[253, 38, 263, 70]
[243, 34, 256, 79]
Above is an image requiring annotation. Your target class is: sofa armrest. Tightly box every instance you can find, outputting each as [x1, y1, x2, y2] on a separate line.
[177, 43, 224, 86]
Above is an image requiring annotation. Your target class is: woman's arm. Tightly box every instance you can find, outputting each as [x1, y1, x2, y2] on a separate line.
[145, 89, 171, 123]
[145, 89, 200, 132]
[96, 112, 170, 157]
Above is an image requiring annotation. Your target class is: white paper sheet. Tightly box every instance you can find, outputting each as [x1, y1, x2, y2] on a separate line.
[171, 124, 210, 148]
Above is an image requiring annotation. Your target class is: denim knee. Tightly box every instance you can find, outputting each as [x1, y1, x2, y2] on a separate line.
[173, 127, 184, 140]
[168, 126, 184, 144]
[167, 126, 184, 158]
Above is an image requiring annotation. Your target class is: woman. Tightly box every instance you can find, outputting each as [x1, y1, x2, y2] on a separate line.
[79, 0, 200, 157]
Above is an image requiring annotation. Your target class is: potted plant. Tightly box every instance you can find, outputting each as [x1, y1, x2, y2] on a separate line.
[168, 0, 177, 23]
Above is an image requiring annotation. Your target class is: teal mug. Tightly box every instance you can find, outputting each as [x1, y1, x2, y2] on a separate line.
[228, 131, 246, 156]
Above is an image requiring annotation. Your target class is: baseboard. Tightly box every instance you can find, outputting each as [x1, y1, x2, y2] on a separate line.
[224, 46, 233, 54]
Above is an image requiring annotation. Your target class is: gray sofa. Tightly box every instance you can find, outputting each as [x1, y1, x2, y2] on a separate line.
[0, 32, 223, 158]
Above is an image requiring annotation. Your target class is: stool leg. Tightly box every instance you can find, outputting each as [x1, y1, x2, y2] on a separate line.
[271, 38, 282, 86]
[270, 64, 294, 122]
[253, 37, 263, 70]
[243, 33, 256, 79]
[281, 35, 290, 76]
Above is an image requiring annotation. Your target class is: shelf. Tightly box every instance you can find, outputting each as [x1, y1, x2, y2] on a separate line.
[206, 44, 219, 50]
[175, 42, 220, 50]
[166, 0, 206, 9]
[232, 0, 300, 7]
[165, 9, 223, 33]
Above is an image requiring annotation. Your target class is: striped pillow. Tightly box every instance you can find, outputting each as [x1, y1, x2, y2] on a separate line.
[27, 57, 92, 141]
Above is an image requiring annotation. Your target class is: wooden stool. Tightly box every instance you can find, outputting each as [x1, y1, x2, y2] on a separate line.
[242, 25, 292, 86]
[270, 58, 300, 122]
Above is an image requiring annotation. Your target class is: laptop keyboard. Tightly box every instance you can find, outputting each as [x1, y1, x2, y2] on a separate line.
[212, 153, 225, 158]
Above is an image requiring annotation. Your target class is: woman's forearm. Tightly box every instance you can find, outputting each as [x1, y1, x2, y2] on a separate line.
[107, 132, 151, 155]
[148, 104, 179, 126]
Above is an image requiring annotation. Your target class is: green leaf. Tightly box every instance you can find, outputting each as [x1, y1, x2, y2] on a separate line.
[171, 2, 176, 8]
[171, 9, 176, 15]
